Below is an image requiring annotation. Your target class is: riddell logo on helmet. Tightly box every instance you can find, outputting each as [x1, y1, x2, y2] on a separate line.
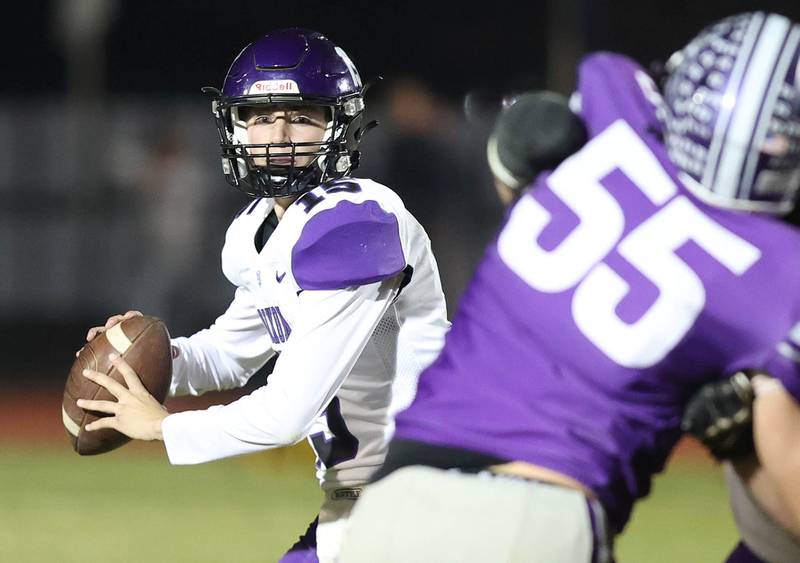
[248, 80, 300, 94]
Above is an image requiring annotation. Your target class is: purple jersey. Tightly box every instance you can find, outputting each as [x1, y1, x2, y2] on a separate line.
[394, 53, 800, 532]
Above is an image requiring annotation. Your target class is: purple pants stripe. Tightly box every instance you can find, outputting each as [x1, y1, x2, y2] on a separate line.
[586, 497, 614, 563]
[725, 541, 767, 563]
[278, 517, 319, 563]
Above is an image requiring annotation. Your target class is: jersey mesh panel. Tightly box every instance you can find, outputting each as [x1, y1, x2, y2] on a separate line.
[372, 306, 421, 417]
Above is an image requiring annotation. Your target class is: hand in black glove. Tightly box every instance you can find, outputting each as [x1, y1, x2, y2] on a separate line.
[681, 371, 757, 462]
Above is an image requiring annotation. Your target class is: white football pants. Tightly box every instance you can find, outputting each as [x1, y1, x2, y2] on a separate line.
[338, 466, 612, 563]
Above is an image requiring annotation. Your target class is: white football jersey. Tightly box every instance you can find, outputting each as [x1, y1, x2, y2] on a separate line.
[161, 178, 450, 492]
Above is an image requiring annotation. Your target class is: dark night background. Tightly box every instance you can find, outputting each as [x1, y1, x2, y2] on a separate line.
[6, 1, 800, 97]
[3, 0, 800, 384]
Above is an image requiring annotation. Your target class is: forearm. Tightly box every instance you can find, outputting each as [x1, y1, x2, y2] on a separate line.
[170, 330, 273, 396]
[162, 278, 399, 465]
[752, 378, 800, 536]
[161, 391, 302, 464]
[169, 287, 275, 397]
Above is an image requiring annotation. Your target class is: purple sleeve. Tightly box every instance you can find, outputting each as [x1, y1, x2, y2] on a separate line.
[291, 200, 406, 290]
[577, 52, 662, 138]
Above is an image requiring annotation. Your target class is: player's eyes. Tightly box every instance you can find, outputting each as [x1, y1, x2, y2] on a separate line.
[252, 115, 278, 125]
[290, 114, 323, 126]
[248, 114, 319, 126]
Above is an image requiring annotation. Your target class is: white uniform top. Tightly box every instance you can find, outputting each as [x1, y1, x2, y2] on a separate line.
[161, 178, 450, 492]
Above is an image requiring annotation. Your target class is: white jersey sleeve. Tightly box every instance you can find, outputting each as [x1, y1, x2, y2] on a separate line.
[169, 286, 276, 397]
[161, 276, 401, 464]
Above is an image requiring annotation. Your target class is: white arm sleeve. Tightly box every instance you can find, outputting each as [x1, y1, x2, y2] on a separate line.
[161, 275, 401, 465]
[169, 287, 276, 397]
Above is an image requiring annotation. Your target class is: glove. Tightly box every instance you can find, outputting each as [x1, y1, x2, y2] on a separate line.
[681, 371, 756, 462]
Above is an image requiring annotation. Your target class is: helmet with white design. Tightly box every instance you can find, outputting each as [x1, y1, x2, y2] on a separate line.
[663, 12, 800, 214]
[205, 28, 369, 198]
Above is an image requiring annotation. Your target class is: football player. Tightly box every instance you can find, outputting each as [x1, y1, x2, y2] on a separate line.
[78, 28, 450, 562]
[338, 11, 800, 563]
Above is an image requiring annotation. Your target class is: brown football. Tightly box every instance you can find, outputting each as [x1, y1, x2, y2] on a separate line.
[62, 315, 172, 455]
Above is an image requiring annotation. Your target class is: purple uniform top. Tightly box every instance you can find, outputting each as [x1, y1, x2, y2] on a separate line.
[394, 53, 800, 532]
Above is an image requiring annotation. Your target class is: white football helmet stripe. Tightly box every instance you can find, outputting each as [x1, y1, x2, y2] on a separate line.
[713, 14, 791, 199]
[335, 46, 362, 88]
[741, 25, 800, 199]
[703, 12, 765, 191]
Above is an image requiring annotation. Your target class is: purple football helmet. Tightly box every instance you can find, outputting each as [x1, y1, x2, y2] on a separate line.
[205, 28, 368, 198]
[663, 12, 800, 214]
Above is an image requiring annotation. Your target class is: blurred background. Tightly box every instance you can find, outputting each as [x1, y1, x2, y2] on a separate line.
[2, 0, 800, 561]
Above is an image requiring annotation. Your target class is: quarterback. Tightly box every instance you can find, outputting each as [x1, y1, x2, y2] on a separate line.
[339, 11, 800, 563]
[79, 29, 449, 562]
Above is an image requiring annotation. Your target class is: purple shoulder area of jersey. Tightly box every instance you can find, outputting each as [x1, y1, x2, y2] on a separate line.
[578, 52, 662, 139]
[291, 200, 406, 290]
[395, 53, 697, 534]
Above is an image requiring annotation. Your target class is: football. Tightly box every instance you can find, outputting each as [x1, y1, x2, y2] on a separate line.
[62, 315, 172, 455]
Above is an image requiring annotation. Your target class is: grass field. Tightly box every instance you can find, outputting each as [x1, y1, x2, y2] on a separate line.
[0, 388, 738, 562]
[0, 443, 322, 562]
[0, 442, 737, 562]
[616, 455, 737, 562]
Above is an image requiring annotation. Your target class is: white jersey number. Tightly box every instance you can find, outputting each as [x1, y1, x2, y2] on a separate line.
[498, 120, 761, 368]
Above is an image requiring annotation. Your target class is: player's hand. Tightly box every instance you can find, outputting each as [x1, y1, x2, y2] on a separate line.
[681, 371, 758, 462]
[85, 310, 143, 343]
[77, 353, 168, 441]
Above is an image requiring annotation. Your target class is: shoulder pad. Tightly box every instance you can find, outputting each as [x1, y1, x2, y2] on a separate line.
[577, 53, 661, 138]
[291, 199, 406, 290]
[221, 198, 275, 287]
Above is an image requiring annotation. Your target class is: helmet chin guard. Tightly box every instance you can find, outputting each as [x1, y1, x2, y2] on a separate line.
[205, 28, 370, 198]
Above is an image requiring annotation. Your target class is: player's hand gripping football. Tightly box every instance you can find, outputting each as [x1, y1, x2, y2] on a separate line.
[85, 310, 143, 343]
[77, 353, 168, 441]
[681, 371, 759, 461]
